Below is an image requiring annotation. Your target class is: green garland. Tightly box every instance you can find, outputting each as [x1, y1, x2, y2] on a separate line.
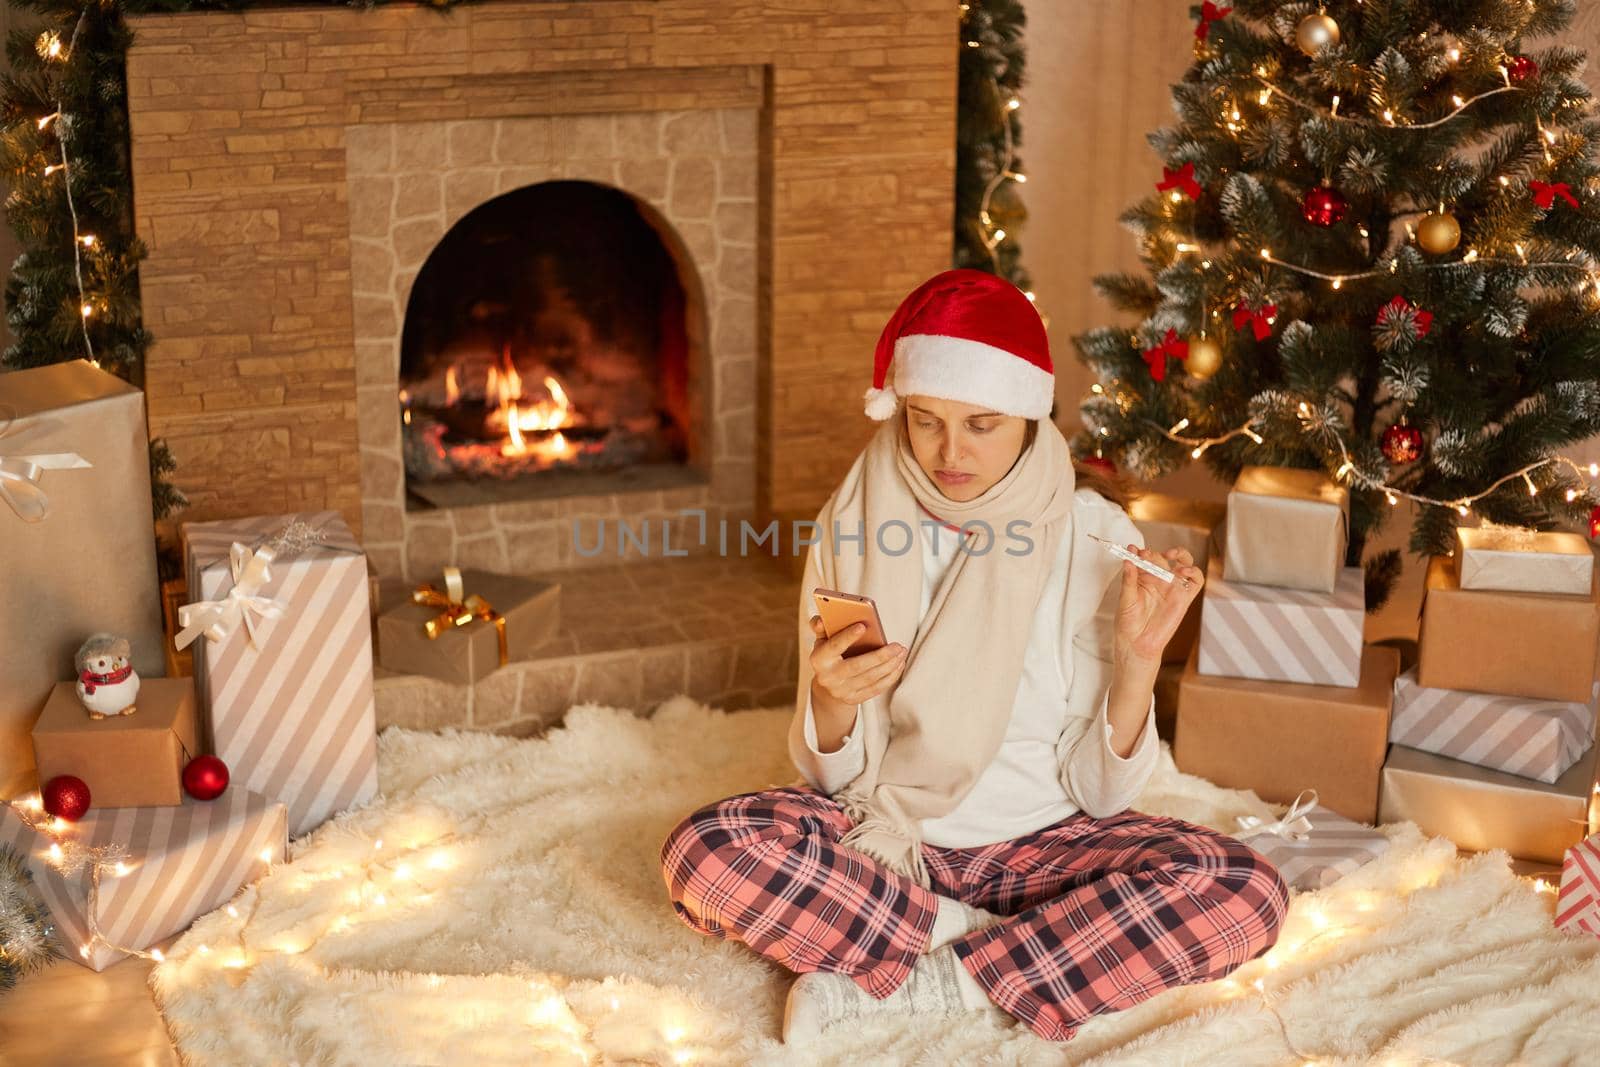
[4, 0, 1026, 540]
[0, 844, 58, 994]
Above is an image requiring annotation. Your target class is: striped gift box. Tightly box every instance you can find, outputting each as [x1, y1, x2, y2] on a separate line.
[1557, 836, 1600, 937]
[0, 788, 286, 971]
[1391, 668, 1598, 784]
[1235, 804, 1389, 892]
[183, 511, 379, 837]
[1197, 555, 1364, 687]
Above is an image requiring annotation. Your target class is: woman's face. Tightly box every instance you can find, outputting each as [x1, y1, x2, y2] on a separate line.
[904, 394, 1028, 501]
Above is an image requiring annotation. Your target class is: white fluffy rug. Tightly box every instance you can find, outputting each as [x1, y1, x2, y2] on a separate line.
[149, 698, 1600, 1066]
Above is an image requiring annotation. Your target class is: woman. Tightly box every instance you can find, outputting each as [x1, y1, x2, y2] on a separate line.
[659, 269, 1289, 1045]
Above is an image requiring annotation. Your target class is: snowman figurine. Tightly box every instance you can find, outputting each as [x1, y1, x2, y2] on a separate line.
[75, 633, 140, 720]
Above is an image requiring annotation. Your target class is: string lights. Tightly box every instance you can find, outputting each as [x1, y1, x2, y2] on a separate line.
[34, 10, 100, 368]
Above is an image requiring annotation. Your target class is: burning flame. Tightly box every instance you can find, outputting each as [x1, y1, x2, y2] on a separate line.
[490, 347, 573, 458]
[445, 365, 461, 407]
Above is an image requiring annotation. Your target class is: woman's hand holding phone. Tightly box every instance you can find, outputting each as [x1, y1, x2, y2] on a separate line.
[807, 615, 907, 752]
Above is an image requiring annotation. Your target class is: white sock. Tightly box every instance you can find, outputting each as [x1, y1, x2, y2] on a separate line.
[928, 895, 1000, 953]
[929, 943, 995, 1012]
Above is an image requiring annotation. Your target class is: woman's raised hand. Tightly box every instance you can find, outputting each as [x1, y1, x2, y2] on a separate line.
[1112, 545, 1204, 669]
[808, 615, 908, 709]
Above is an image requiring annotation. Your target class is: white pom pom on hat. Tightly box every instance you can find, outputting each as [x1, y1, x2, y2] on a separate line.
[866, 268, 1054, 421]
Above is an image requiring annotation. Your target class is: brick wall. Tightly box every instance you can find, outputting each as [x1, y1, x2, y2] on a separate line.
[125, 1, 958, 559]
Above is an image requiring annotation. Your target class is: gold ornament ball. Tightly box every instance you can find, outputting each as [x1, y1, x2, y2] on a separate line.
[1295, 13, 1340, 55]
[1417, 211, 1461, 255]
[1186, 335, 1223, 379]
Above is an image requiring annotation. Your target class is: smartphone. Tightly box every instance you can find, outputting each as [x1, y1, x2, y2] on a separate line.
[812, 588, 889, 659]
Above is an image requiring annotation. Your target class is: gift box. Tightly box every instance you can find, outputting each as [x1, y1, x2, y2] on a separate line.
[1378, 741, 1600, 865]
[376, 567, 561, 685]
[1456, 525, 1595, 596]
[31, 678, 200, 808]
[1391, 667, 1598, 784]
[1129, 493, 1224, 664]
[1176, 643, 1398, 824]
[1417, 555, 1600, 704]
[0, 360, 165, 796]
[1232, 791, 1390, 891]
[1197, 554, 1364, 687]
[0, 785, 286, 971]
[181, 511, 379, 837]
[1556, 836, 1600, 937]
[1222, 465, 1349, 593]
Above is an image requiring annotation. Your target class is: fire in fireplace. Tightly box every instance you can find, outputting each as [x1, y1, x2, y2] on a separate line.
[398, 180, 695, 509]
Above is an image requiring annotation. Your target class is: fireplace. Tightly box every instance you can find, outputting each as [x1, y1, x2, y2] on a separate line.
[398, 180, 696, 511]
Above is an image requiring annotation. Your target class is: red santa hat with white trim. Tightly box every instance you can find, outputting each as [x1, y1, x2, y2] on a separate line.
[864, 268, 1054, 421]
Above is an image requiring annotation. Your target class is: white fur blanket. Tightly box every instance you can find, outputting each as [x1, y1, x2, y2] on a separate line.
[150, 698, 1600, 1065]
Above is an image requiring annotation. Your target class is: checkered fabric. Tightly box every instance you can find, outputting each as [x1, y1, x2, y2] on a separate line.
[660, 786, 1289, 1042]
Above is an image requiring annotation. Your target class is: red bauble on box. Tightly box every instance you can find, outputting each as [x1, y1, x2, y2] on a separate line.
[182, 755, 230, 801]
[1506, 55, 1538, 83]
[1381, 423, 1424, 464]
[1302, 184, 1349, 227]
[42, 774, 91, 822]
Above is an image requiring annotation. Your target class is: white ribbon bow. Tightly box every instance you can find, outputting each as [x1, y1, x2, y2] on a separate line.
[0, 411, 92, 522]
[1234, 788, 1319, 842]
[174, 542, 286, 650]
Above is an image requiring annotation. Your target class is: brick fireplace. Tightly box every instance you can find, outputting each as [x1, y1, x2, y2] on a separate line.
[123, 0, 958, 731]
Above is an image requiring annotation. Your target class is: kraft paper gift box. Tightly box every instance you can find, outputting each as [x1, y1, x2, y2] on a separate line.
[31, 678, 200, 808]
[376, 567, 561, 685]
[0, 360, 165, 799]
[1231, 792, 1391, 892]
[1378, 741, 1600, 865]
[1556, 836, 1600, 936]
[1197, 554, 1364, 688]
[1222, 465, 1349, 593]
[1390, 667, 1599, 784]
[180, 511, 379, 837]
[1417, 555, 1600, 704]
[1129, 493, 1224, 664]
[0, 786, 286, 971]
[1455, 525, 1595, 596]
[1176, 643, 1399, 824]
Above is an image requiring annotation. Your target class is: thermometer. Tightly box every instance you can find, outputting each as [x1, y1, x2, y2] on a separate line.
[1086, 533, 1192, 587]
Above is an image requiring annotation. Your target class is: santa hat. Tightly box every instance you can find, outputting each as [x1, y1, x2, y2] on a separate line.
[864, 268, 1053, 421]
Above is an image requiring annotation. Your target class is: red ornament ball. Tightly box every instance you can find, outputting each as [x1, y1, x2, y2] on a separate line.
[182, 755, 230, 801]
[42, 775, 91, 822]
[1080, 455, 1118, 476]
[1590, 505, 1600, 540]
[1381, 423, 1424, 464]
[1506, 55, 1538, 83]
[1302, 185, 1349, 227]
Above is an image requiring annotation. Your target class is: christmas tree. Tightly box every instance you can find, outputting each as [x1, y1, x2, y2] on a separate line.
[1072, 0, 1600, 605]
[0, 844, 57, 993]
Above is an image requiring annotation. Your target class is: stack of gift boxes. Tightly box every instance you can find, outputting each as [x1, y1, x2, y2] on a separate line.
[1172, 466, 1395, 890]
[1379, 525, 1600, 868]
[0, 359, 383, 970]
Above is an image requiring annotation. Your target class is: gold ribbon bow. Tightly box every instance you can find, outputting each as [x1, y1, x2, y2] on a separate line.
[0, 409, 92, 523]
[173, 542, 286, 650]
[412, 566, 507, 668]
[1235, 788, 1319, 843]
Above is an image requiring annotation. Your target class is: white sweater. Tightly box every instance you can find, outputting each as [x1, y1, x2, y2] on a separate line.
[790, 487, 1160, 849]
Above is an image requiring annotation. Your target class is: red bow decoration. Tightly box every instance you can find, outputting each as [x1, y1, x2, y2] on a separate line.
[1530, 180, 1579, 210]
[1195, 1, 1232, 40]
[1377, 295, 1432, 336]
[1231, 302, 1278, 341]
[1156, 161, 1203, 201]
[1142, 328, 1189, 382]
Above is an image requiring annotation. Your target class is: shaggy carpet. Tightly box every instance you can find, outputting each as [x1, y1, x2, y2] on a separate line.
[149, 697, 1600, 1066]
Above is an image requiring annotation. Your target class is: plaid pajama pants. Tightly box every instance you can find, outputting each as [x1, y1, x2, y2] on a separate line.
[660, 785, 1289, 1043]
